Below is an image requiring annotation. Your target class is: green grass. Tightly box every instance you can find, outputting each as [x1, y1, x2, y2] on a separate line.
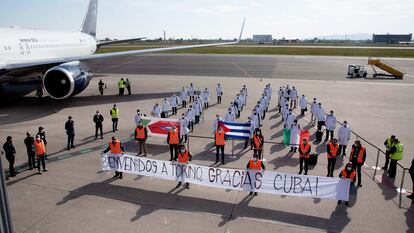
[97, 46, 414, 58]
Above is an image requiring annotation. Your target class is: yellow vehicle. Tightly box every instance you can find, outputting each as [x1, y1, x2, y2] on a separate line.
[368, 58, 404, 79]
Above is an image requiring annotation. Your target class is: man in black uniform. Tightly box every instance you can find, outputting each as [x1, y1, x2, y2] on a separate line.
[24, 132, 36, 169]
[65, 116, 75, 150]
[93, 111, 104, 140]
[98, 79, 105, 95]
[2, 136, 16, 177]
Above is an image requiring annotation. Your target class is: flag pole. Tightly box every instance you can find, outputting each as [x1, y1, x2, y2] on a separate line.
[232, 139, 234, 157]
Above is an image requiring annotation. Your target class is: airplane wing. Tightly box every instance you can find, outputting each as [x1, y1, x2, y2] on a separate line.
[2, 18, 246, 72]
[97, 37, 147, 47]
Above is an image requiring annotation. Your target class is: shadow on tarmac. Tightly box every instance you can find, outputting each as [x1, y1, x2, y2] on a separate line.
[56, 182, 351, 232]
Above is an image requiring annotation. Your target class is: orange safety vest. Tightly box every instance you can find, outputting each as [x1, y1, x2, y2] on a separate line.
[351, 146, 365, 164]
[136, 127, 146, 140]
[327, 142, 339, 159]
[253, 134, 263, 150]
[168, 130, 179, 145]
[299, 143, 311, 158]
[215, 131, 225, 146]
[34, 140, 45, 156]
[341, 168, 356, 180]
[249, 160, 262, 170]
[109, 140, 122, 154]
[178, 150, 190, 163]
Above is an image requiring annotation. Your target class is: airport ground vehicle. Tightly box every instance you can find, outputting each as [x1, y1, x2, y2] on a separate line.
[347, 65, 368, 78]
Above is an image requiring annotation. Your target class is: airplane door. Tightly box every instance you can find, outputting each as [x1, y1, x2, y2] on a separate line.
[25, 43, 30, 54]
[18, 43, 24, 54]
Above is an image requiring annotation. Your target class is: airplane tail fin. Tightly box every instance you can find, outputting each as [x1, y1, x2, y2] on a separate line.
[238, 18, 246, 41]
[80, 0, 98, 37]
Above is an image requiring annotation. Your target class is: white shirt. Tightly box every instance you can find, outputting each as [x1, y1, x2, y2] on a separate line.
[134, 112, 145, 125]
[338, 125, 351, 145]
[316, 106, 325, 121]
[193, 102, 202, 115]
[225, 112, 236, 122]
[311, 102, 318, 113]
[213, 117, 223, 132]
[153, 105, 161, 118]
[203, 90, 210, 102]
[250, 113, 260, 128]
[299, 97, 307, 109]
[290, 88, 298, 100]
[180, 90, 188, 102]
[179, 117, 189, 136]
[162, 101, 171, 112]
[186, 109, 195, 121]
[285, 113, 296, 128]
[325, 115, 337, 131]
[171, 95, 178, 107]
[216, 86, 222, 97]
[188, 85, 195, 96]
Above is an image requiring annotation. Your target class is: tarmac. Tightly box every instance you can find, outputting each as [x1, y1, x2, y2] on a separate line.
[1, 54, 414, 232]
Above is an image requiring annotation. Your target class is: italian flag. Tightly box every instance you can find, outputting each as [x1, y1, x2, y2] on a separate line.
[141, 117, 180, 138]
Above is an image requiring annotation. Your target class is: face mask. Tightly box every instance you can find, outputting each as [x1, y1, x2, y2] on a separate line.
[180, 149, 185, 153]
[346, 167, 352, 171]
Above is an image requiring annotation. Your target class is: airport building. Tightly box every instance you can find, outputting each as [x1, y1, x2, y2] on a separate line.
[372, 33, 412, 44]
[253, 34, 273, 43]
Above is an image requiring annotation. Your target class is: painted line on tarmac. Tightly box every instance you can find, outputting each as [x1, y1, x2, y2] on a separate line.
[232, 62, 253, 78]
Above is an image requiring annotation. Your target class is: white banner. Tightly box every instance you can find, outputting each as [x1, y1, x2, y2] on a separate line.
[101, 154, 350, 201]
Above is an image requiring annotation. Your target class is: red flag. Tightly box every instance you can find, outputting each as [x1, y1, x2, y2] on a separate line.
[300, 130, 310, 143]
[218, 122, 231, 133]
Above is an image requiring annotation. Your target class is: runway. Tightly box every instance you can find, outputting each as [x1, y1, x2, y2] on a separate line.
[88, 53, 414, 83]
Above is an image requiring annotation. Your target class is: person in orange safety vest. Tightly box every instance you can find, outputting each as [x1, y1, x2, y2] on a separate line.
[215, 126, 226, 165]
[167, 126, 180, 161]
[102, 136, 125, 179]
[298, 138, 311, 175]
[246, 156, 265, 196]
[252, 128, 264, 160]
[34, 135, 48, 174]
[326, 138, 339, 177]
[174, 144, 193, 189]
[338, 162, 356, 206]
[135, 122, 148, 156]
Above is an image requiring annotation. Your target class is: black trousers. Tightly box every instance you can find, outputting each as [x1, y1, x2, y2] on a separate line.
[127, 86, 131, 95]
[67, 133, 75, 148]
[37, 154, 46, 171]
[195, 115, 200, 124]
[172, 107, 177, 115]
[27, 150, 36, 168]
[244, 139, 252, 149]
[181, 135, 188, 143]
[204, 103, 209, 109]
[254, 149, 262, 159]
[217, 96, 221, 104]
[119, 88, 124, 96]
[169, 144, 178, 160]
[388, 159, 398, 178]
[112, 118, 118, 131]
[299, 157, 308, 174]
[290, 100, 297, 108]
[216, 145, 225, 163]
[352, 163, 362, 185]
[99, 87, 104, 95]
[384, 150, 390, 169]
[188, 122, 194, 132]
[301, 109, 305, 116]
[6, 155, 15, 175]
[190, 96, 194, 102]
[325, 130, 334, 141]
[317, 121, 324, 131]
[182, 101, 187, 108]
[327, 157, 336, 177]
[95, 124, 103, 139]
[115, 171, 123, 178]
[339, 145, 347, 156]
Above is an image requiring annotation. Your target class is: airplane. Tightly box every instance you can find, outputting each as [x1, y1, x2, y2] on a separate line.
[0, 0, 245, 100]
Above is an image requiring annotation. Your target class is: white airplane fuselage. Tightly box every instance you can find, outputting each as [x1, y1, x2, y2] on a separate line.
[0, 28, 97, 68]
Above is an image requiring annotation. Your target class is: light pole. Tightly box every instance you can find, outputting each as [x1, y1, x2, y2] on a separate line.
[0, 154, 13, 233]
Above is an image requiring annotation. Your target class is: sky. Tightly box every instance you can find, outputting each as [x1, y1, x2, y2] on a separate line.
[0, 0, 413, 40]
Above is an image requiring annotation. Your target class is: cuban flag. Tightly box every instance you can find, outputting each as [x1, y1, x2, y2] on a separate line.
[218, 121, 251, 140]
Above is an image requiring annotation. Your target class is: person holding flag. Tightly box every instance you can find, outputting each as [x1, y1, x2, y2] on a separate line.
[298, 138, 311, 175]
[215, 126, 226, 165]
[252, 128, 264, 159]
[175, 144, 193, 189]
[246, 156, 265, 196]
[102, 136, 125, 179]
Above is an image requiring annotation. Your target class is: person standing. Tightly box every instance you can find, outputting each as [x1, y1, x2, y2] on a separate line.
[252, 128, 264, 159]
[212, 114, 223, 134]
[225, 108, 236, 123]
[98, 79, 105, 95]
[327, 138, 339, 177]
[216, 84, 223, 104]
[179, 113, 189, 143]
[284, 109, 296, 129]
[407, 157, 414, 199]
[310, 98, 318, 123]
[34, 135, 48, 174]
[152, 103, 162, 118]
[36, 126, 47, 148]
[118, 78, 125, 96]
[382, 135, 396, 170]
[246, 156, 265, 196]
[3, 136, 16, 177]
[134, 109, 146, 126]
[186, 107, 195, 132]
[135, 122, 148, 156]
[93, 111, 104, 140]
[125, 78, 131, 95]
[193, 100, 202, 124]
[161, 98, 171, 118]
[102, 136, 125, 179]
[337, 121, 351, 156]
[110, 104, 119, 132]
[24, 132, 36, 169]
[388, 138, 403, 178]
[316, 103, 325, 131]
[338, 162, 356, 206]
[245, 117, 256, 150]
[188, 83, 195, 102]
[325, 110, 336, 141]
[65, 116, 75, 150]
[289, 86, 298, 108]
[175, 144, 192, 189]
[180, 87, 188, 108]
[167, 126, 180, 161]
[298, 138, 311, 175]
[290, 120, 301, 152]
[299, 95, 307, 116]
[349, 140, 366, 187]
[203, 88, 210, 109]
[171, 94, 179, 115]
[215, 127, 226, 164]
